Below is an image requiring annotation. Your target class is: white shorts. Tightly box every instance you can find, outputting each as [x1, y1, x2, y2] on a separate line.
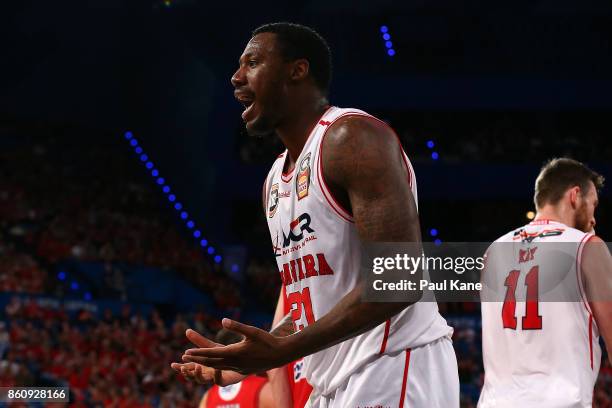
[306, 336, 459, 408]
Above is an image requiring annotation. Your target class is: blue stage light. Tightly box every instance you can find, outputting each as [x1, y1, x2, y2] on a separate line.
[152, 169, 159, 177]
[383, 33, 391, 41]
[385, 41, 393, 48]
[84, 292, 92, 301]
[200, 239, 208, 247]
[157, 177, 165, 185]
[130, 139, 138, 147]
[186, 220, 194, 229]
[193, 230, 201, 238]
[380, 26, 388, 33]
[146, 161, 153, 169]
[71, 282, 79, 290]
[180, 211, 188, 219]
[434, 239, 442, 246]
[231, 264, 239, 272]
[387, 49, 396, 56]
[135, 147, 143, 154]
[208, 247, 215, 254]
[124, 131, 133, 140]
[140, 154, 148, 162]
[431, 152, 439, 160]
[174, 203, 182, 210]
[168, 194, 176, 202]
[426, 140, 435, 149]
[214, 255, 222, 263]
[430, 228, 438, 237]
[162, 186, 170, 193]
[57, 271, 66, 281]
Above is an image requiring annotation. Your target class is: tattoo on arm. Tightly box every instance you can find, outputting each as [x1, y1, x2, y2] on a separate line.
[323, 116, 421, 243]
[270, 313, 295, 337]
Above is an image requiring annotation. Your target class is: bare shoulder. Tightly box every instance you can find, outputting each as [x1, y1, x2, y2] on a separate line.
[323, 115, 399, 157]
[321, 115, 405, 188]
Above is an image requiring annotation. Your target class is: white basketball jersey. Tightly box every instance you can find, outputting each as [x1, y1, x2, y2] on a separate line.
[264, 106, 453, 395]
[479, 220, 601, 408]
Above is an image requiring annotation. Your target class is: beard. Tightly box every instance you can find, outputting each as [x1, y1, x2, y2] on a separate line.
[573, 201, 592, 233]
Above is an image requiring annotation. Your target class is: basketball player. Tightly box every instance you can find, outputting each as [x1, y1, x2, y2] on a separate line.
[174, 22, 459, 407]
[479, 158, 612, 407]
[197, 330, 274, 408]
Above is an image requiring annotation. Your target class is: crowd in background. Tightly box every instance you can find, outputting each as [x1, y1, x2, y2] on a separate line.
[3, 300, 213, 407]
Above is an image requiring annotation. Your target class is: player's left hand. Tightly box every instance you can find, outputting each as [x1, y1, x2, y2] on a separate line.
[181, 318, 293, 374]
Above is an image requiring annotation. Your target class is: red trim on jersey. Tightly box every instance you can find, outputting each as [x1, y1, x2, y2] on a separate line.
[281, 168, 295, 183]
[576, 233, 595, 316]
[529, 219, 553, 225]
[588, 315, 594, 370]
[279, 107, 334, 185]
[379, 319, 391, 354]
[317, 116, 354, 223]
[399, 349, 411, 408]
[316, 112, 415, 223]
[348, 113, 414, 189]
[576, 233, 597, 370]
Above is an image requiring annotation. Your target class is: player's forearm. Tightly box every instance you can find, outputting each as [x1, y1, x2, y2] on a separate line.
[267, 366, 293, 408]
[266, 289, 294, 408]
[281, 281, 416, 361]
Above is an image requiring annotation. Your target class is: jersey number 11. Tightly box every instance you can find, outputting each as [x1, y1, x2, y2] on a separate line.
[502, 265, 543, 330]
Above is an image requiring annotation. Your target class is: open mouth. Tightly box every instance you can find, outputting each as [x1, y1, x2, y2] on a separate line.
[235, 92, 256, 121]
[238, 97, 255, 121]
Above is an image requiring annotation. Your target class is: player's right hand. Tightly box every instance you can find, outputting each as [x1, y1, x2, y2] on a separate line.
[170, 329, 247, 386]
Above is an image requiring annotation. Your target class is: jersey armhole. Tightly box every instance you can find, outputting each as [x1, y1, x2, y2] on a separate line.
[576, 233, 596, 316]
[315, 113, 415, 223]
[316, 116, 355, 223]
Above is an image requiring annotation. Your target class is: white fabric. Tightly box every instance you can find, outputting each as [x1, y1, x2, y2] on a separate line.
[264, 106, 454, 396]
[479, 220, 601, 407]
[306, 336, 459, 408]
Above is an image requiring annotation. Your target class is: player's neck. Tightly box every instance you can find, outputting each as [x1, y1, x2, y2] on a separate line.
[276, 97, 329, 170]
[535, 205, 575, 228]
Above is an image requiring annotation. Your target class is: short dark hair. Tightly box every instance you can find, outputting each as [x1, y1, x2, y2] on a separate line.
[252, 22, 332, 94]
[534, 158, 605, 208]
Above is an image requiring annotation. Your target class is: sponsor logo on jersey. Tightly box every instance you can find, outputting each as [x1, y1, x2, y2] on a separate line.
[512, 228, 565, 243]
[219, 381, 242, 401]
[272, 213, 315, 257]
[268, 183, 279, 218]
[282, 213, 314, 248]
[297, 152, 311, 200]
[279, 253, 334, 285]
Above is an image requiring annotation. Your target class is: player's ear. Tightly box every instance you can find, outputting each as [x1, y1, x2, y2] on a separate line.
[290, 59, 309, 82]
[568, 186, 581, 209]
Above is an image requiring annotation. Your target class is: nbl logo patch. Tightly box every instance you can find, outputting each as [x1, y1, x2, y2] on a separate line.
[219, 381, 242, 401]
[293, 358, 305, 382]
[297, 152, 311, 200]
[268, 183, 279, 218]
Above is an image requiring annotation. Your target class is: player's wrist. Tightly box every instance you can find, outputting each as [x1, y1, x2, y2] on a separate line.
[219, 370, 246, 386]
[276, 331, 303, 364]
